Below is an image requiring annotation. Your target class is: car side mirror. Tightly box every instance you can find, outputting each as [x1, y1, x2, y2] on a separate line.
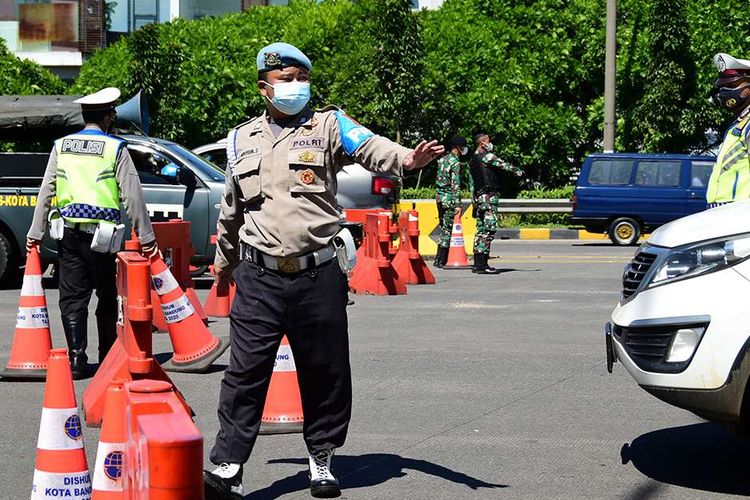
[177, 165, 197, 189]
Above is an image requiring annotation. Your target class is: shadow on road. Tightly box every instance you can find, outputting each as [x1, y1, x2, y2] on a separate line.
[245, 453, 508, 499]
[621, 422, 750, 496]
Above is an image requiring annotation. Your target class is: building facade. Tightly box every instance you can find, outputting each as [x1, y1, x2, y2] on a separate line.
[1, 0, 442, 80]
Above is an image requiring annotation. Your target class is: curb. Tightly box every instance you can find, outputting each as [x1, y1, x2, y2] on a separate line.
[496, 228, 610, 241]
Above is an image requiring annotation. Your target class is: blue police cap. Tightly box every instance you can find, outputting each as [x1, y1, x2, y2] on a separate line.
[257, 43, 312, 74]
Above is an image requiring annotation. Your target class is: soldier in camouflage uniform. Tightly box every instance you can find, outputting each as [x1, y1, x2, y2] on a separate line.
[469, 133, 524, 274]
[434, 135, 468, 267]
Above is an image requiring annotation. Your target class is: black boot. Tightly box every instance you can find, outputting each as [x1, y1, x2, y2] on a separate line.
[434, 246, 449, 268]
[472, 253, 501, 275]
[61, 314, 89, 379]
[96, 315, 117, 364]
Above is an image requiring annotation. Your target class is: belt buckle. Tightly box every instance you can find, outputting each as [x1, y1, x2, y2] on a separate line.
[277, 256, 301, 274]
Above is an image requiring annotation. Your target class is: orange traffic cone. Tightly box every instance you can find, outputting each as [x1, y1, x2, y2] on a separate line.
[259, 336, 303, 435]
[444, 210, 471, 268]
[150, 256, 228, 372]
[2, 247, 53, 380]
[92, 379, 126, 499]
[31, 348, 92, 499]
[203, 266, 236, 318]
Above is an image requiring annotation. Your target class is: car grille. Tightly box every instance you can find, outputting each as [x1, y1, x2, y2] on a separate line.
[614, 325, 672, 362]
[622, 251, 657, 299]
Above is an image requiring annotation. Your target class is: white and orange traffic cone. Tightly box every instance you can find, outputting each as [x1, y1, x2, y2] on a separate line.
[259, 336, 304, 435]
[203, 265, 236, 318]
[2, 246, 53, 380]
[150, 256, 228, 372]
[444, 210, 471, 268]
[92, 379, 126, 499]
[31, 348, 92, 499]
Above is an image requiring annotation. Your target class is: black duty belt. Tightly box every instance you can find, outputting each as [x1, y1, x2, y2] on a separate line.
[239, 242, 336, 274]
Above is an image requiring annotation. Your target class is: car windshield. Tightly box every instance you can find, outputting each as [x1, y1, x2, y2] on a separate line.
[162, 142, 225, 182]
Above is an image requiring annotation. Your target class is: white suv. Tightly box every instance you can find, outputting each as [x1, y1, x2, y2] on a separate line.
[606, 200, 750, 434]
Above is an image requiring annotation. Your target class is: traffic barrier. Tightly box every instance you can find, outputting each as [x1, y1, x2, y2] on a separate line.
[31, 348, 92, 500]
[204, 236, 236, 318]
[391, 210, 435, 285]
[2, 246, 53, 380]
[150, 256, 228, 373]
[124, 379, 203, 499]
[82, 251, 190, 427]
[349, 213, 407, 295]
[203, 268, 236, 318]
[92, 379, 126, 499]
[259, 336, 303, 435]
[444, 210, 471, 269]
[143, 221, 207, 331]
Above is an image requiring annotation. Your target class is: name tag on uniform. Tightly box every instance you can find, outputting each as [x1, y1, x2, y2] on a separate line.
[237, 147, 262, 161]
[61, 139, 105, 156]
[289, 137, 326, 150]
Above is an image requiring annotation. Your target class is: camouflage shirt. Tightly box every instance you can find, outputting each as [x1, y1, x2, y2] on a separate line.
[481, 152, 523, 177]
[435, 152, 461, 203]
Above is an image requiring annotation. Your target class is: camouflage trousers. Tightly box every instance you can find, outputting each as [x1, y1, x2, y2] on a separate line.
[473, 193, 501, 254]
[436, 198, 457, 248]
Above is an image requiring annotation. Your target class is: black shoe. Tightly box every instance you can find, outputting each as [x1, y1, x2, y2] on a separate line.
[472, 253, 501, 275]
[309, 449, 340, 498]
[96, 314, 117, 364]
[62, 313, 90, 379]
[434, 246, 448, 268]
[204, 463, 243, 500]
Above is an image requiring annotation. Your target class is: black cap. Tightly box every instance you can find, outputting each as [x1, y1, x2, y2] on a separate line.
[449, 135, 467, 147]
[473, 132, 488, 144]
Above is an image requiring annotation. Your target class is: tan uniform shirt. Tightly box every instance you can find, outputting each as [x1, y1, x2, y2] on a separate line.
[215, 106, 410, 272]
[28, 125, 155, 244]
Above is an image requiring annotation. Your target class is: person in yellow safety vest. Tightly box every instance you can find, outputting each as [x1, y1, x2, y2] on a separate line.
[26, 87, 159, 379]
[707, 53, 750, 207]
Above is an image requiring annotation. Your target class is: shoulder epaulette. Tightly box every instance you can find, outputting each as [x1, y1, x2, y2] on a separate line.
[316, 104, 342, 113]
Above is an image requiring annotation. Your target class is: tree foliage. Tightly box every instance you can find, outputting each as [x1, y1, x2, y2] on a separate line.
[0, 39, 65, 95]
[68, 0, 750, 186]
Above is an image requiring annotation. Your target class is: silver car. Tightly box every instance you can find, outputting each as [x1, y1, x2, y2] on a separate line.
[193, 140, 399, 209]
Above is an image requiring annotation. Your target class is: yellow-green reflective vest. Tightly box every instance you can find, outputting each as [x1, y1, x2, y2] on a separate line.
[55, 130, 123, 224]
[707, 117, 750, 203]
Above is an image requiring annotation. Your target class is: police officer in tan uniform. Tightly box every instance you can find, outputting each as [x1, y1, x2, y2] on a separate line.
[204, 43, 443, 499]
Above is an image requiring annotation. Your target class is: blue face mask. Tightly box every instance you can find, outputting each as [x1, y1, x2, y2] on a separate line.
[266, 81, 311, 116]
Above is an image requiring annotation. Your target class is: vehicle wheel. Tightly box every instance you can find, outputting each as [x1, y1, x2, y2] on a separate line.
[0, 231, 19, 287]
[608, 218, 641, 246]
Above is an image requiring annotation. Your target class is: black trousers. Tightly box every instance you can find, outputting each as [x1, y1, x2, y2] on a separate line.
[210, 258, 351, 464]
[58, 228, 118, 323]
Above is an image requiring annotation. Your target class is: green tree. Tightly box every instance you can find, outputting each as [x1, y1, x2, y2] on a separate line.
[368, 0, 423, 143]
[626, 0, 698, 152]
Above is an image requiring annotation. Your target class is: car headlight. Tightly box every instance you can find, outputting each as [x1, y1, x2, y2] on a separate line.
[646, 234, 750, 288]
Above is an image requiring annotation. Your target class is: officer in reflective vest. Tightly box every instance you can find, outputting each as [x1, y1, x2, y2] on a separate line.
[26, 87, 158, 379]
[707, 53, 750, 207]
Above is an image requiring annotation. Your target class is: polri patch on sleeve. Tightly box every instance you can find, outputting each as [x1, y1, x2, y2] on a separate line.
[336, 111, 374, 156]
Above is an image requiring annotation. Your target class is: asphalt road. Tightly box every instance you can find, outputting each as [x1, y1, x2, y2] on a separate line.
[2, 240, 749, 499]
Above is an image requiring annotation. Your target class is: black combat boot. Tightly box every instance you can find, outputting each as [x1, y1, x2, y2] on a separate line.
[61, 314, 89, 379]
[472, 253, 501, 275]
[96, 315, 117, 364]
[434, 246, 449, 268]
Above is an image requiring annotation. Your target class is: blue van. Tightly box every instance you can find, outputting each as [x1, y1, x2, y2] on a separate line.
[570, 153, 715, 245]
